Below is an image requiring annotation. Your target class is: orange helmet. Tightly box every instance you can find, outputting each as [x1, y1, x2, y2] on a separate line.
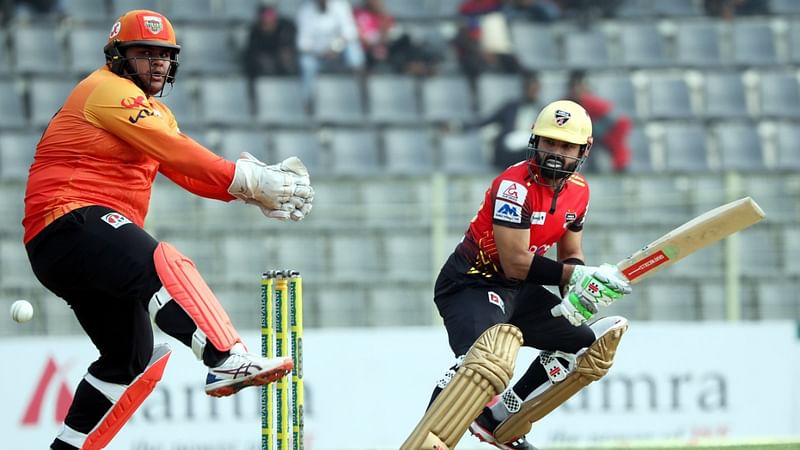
[104, 10, 181, 92]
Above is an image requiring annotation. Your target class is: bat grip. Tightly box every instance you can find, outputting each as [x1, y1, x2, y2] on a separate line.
[550, 305, 562, 317]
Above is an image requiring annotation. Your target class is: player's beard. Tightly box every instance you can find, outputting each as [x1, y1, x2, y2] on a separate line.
[537, 153, 577, 180]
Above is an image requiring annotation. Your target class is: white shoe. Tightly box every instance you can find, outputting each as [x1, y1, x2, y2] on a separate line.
[205, 343, 292, 397]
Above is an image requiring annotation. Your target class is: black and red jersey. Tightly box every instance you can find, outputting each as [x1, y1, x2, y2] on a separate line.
[451, 161, 590, 286]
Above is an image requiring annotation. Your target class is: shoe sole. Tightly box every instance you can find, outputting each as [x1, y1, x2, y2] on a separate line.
[469, 422, 515, 450]
[205, 360, 293, 398]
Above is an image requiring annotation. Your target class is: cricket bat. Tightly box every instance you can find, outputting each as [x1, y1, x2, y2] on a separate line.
[553, 197, 766, 317]
[616, 196, 765, 284]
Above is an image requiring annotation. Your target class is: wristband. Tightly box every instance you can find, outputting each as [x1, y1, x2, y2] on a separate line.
[525, 256, 564, 286]
[561, 257, 585, 266]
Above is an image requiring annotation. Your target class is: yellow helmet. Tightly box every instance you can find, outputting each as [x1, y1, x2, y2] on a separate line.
[531, 100, 592, 145]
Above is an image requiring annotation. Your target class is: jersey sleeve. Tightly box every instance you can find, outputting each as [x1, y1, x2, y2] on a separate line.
[490, 176, 531, 229]
[82, 78, 235, 194]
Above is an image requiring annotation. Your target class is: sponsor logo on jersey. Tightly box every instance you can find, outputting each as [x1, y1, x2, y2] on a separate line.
[555, 109, 571, 126]
[498, 180, 527, 205]
[101, 212, 132, 229]
[493, 200, 521, 223]
[531, 211, 546, 225]
[120, 95, 147, 109]
[128, 108, 161, 124]
[487, 291, 505, 314]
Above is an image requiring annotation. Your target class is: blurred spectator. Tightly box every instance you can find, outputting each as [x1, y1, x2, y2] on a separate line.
[473, 71, 543, 170]
[296, 0, 365, 110]
[454, 0, 519, 83]
[353, 0, 441, 76]
[567, 70, 631, 173]
[704, 0, 768, 19]
[241, 5, 298, 79]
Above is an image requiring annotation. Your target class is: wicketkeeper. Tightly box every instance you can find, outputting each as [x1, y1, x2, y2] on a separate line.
[23, 10, 314, 450]
[402, 100, 631, 450]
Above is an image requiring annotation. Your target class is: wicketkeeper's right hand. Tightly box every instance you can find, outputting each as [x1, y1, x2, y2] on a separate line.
[555, 264, 631, 326]
[227, 152, 315, 221]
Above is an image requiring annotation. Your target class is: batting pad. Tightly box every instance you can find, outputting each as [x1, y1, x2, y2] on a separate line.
[82, 344, 171, 450]
[153, 242, 240, 352]
[401, 324, 523, 450]
[493, 316, 628, 443]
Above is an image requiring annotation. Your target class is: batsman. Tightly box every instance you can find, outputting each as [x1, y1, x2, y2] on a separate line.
[401, 100, 632, 450]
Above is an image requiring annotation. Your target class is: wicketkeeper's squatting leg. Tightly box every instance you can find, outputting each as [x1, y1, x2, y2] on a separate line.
[491, 316, 629, 443]
[401, 324, 523, 450]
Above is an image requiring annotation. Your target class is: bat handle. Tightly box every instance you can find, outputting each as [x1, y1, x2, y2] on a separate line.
[550, 305, 562, 317]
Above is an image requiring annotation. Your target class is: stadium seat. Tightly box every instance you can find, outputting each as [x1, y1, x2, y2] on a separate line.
[732, 20, 778, 66]
[645, 282, 699, 321]
[0, 238, 39, 289]
[218, 129, 269, 161]
[382, 127, 435, 175]
[162, 0, 214, 22]
[587, 72, 637, 118]
[383, 232, 432, 281]
[273, 233, 328, 281]
[632, 176, 691, 225]
[615, 0, 654, 18]
[674, 20, 723, 67]
[583, 175, 631, 226]
[330, 233, 381, 282]
[510, 23, 560, 70]
[625, 126, 653, 173]
[652, 0, 702, 16]
[369, 285, 433, 326]
[618, 23, 668, 68]
[315, 286, 369, 327]
[254, 77, 309, 126]
[220, 235, 277, 284]
[271, 129, 322, 175]
[476, 73, 521, 117]
[698, 280, 727, 320]
[755, 280, 798, 319]
[701, 72, 749, 119]
[160, 78, 199, 126]
[359, 178, 431, 227]
[771, 0, 800, 14]
[12, 25, 66, 75]
[537, 71, 570, 105]
[366, 74, 420, 125]
[220, 0, 261, 22]
[713, 122, 764, 171]
[737, 228, 780, 277]
[197, 77, 253, 126]
[110, 0, 160, 18]
[661, 122, 709, 172]
[738, 175, 797, 224]
[0, 184, 25, 233]
[774, 121, 800, 171]
[60, 0, 110, 23]
[29, 78, 78, 128]
[328, 128, 380, 176]
[758, 71, 800, 118]
[67, 26, 110, 76]
[646, 76, 692, 119]
[173, 26, 236, 75]
[0, 79, 26, 129]
[789, 20, 800, 63]
[314, 75, 366, 124]
[421, 75, 475, 123]
[439, 131, 491, 174]
[563, 29, 610, 69]
[0, 132, 38, 181]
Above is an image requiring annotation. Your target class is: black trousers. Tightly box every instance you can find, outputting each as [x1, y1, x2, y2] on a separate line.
[26, 206, 226, 449]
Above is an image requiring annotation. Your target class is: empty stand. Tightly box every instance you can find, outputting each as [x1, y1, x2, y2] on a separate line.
[563, 29, 610, 69]
[731, 20, 778, 67]
[366, 74, 420, 125]
[713, 121, 764, 171]
[702, 72, 749, 119]
[510, 23, 560, 70]
[368, 285, 433, 326]
[271, 129, 323, 174]
[110, 0, 160, 18]
[0, 79, 26, 129]
[476, 73, 522, 117]
[645, 282, 699, 321]
[421, 76, 475, 123]
[0, 132, 38, 181]
[198, 77, 253, 126]
[737, 228, 780, 277]
[0, 30, 10, 76]
[674, 20, 723, 67]
[255, 77, 309, 126]
[162, 0, 215, 23]
[774, 121, 800, 170]
[587, 72, 637, 118]
[755, 280, 798, 319]
[625, 126, 652, 173]
[160, 79, 200, 126]
[383, 232, 433, 281]
[661, 123, 709, 172]
[314, 75, 366, 124]
[382, 127, 435, 175]
[60, 0, 110, 23]
[29, 78, 78, 128]
[758, 71, 800, 118]
[218, 129, 269, 161]
[646, 75, 693, 119]
[173, 26, 236, 75]
[328, 128, 380, 175]
[618, 23, 668, 68]
[330, 233, 381, 282]
[439, 131, 490, 173]
[67, 26, 110, 76]
[12, 25, 66, 75]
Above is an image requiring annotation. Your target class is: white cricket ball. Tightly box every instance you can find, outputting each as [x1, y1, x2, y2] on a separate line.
[10, 300, 34, 323]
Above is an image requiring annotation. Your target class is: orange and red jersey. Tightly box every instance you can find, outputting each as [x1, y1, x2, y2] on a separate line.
[455, 161, 590, 285]
[23, 66, 235, 244]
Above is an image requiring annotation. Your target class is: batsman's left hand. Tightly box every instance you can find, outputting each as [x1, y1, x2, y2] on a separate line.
[556, 264, 631, 326]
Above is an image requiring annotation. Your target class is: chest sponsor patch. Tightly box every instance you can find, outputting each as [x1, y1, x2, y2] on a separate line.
[531, 211, 546, 225]
[497, 180, 527, 205]
[488, 291, 505, 314]
[101, 212, 132, 229]
[493, 199, 522, 223]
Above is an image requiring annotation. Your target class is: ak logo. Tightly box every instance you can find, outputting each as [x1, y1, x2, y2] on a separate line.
[20, 357, 74, 426]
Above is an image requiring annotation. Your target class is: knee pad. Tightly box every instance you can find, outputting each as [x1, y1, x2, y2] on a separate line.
[401, 324, 523, 450]
[493, 316, 628, 443]
[151, 242, 240, 358]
